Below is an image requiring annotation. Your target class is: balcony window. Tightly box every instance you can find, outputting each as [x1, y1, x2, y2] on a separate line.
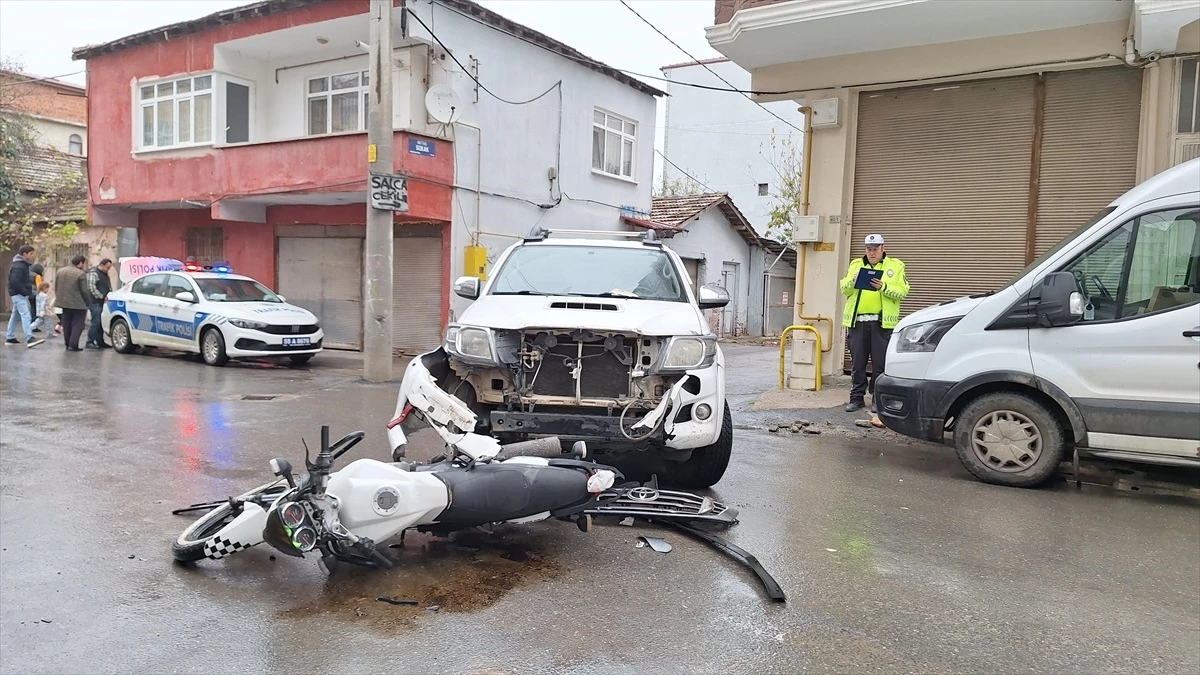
[592, 108, 637, 180]
[1178, 57, 1199, 135]
[307, 71, 370, 136]
[138, 75, 213, 149]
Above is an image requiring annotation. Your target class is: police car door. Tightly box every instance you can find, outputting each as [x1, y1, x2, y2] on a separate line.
[125, 273, 169, 346]
[155, 273, 202, 348]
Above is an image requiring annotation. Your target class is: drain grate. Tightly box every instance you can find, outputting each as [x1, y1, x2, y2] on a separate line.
[240, 394, 279, 401]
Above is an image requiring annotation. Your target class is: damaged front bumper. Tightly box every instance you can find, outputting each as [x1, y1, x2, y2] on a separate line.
[388, 347, 725, 457]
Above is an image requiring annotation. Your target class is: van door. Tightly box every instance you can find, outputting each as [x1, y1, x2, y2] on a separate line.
[1029, 205, 1200, 458]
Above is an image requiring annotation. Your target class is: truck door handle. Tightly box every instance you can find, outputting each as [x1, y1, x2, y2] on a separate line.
[1185, 330, 1200, 338]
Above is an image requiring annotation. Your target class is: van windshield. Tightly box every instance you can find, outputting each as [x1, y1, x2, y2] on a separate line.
[489, 245, 688, 302]
[1003, 206, 1118, 287]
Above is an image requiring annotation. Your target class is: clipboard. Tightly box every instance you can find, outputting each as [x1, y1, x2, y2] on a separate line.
[854, 268, 883, 290]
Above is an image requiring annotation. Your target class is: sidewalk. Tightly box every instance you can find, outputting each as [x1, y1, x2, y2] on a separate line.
[732, 374, 912, 442]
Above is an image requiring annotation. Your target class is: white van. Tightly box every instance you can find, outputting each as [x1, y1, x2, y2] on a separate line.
[875, 158, 1200, 488]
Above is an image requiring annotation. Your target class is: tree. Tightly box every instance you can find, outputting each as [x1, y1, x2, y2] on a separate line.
[759, 130, 804, 243]
[0, 58, 85, 250]
[655, 173, 708, 197]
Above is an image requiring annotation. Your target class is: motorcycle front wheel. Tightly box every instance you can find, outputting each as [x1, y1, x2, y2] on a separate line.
[172, 479, 288, 563]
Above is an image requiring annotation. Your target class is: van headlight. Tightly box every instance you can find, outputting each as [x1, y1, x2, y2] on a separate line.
[895, 317, 962, 353]
[445, 324, 495, 363]
[658, 335, 718, 371]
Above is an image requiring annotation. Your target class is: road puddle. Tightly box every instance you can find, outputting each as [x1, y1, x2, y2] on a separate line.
[279, 527, 563, 631]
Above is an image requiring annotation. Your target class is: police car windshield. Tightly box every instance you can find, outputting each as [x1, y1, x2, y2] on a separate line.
[489, 245, 688, 302]
[196, 278, 282, 303]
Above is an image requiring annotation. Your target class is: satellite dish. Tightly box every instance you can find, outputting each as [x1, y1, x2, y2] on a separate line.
[425, 85, 463, 124]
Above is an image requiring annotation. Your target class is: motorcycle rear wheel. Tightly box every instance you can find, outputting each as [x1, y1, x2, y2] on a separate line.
[172, 479, 288, 563]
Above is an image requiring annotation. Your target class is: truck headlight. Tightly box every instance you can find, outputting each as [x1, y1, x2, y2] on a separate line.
[895, 316, 962, 353]
[445, 324, 495, 363]
[659, 335, 717, 370]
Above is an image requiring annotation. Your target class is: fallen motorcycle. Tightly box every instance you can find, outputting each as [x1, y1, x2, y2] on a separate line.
[171, 425, 621, 571]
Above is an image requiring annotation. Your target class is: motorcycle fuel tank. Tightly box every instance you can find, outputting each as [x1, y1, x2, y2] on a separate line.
[324, 458, 451, 545]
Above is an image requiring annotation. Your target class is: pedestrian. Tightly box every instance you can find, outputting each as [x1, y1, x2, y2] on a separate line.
[6, 244, 44, 347]
[30, 282, 54, 335]
[84, 258, 114, 349]
[839, 234, 909, 412]
[54, 255, 90, 352]
[28, 263, 44, 331]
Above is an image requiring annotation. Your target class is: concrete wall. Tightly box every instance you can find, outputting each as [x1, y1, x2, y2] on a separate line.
[664, 207, 752, 332]
[404, 1, 659, 320]
[662, 60, 805, 236]
[29, 117, 86, 156]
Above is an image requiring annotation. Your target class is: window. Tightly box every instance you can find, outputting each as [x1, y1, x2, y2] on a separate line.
[592, 109, 636, 179]
[307, 71, 370, 136]
[225, 81, 251, 144]
[187, 227, 224, 261]
[164, 274, 196, 300]
[68, 134, 82, 155]
[1178, 57, 1199, 134]
[138, 75, 213, 149]
[758, 183, 769, 196]
[489, 245, 687, 302]
[48, 243, 88, 268]
[131, 274, 167, 296]
[1063, 207, 1200, 322]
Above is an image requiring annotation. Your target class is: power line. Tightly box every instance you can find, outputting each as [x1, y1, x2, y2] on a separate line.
[618, 0, 805, 135]
[654, 148, 717, 194]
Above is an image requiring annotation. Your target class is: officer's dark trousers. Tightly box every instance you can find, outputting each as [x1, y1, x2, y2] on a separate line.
[848, 319, 891, 404]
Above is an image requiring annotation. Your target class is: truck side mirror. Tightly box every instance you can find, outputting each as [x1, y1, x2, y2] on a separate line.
[1034, 271, 1084, 328]
[453, 276, 480, 300]
[697, 283, 730, 309]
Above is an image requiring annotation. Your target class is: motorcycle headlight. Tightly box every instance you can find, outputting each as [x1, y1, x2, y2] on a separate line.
[659, 335, 718, 370]
[895, 316, 962, 353]
[231, 319, 268, 330]
[446, 324, 495, 363]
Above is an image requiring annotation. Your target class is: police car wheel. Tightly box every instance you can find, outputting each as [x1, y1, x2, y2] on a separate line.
[110, 318, 136, 354]
[200, 327, 229, 366]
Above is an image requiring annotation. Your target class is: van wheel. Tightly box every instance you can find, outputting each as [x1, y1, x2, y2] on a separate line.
[670, 403, 733, 489]
[953, 392, 1065, 488]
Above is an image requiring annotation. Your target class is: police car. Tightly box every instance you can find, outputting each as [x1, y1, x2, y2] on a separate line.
[102, 258, 323, 366]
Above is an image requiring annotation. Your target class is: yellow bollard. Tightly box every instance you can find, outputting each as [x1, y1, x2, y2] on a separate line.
[779, 325, 823, 391]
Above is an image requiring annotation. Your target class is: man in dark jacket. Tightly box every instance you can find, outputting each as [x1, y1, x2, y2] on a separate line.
[84, 258, 114, 349]
[6, 245, 43, 346]
[55, 255, 90, 351]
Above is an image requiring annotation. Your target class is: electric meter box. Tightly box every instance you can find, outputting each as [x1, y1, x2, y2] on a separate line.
[792, 215, 822, 243]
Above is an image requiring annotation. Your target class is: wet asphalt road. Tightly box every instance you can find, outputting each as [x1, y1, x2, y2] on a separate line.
[2, 341, 1198, 674]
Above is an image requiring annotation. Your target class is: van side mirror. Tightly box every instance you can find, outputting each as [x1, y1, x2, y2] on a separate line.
[1034, 272, 1084, 328]
[697, 283, 730, 309]
[453, 276, 480, 300]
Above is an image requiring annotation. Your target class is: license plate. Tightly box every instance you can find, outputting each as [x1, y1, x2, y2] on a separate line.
[282, 337, 311, 347]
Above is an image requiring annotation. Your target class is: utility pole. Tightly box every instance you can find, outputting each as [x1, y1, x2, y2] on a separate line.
[364, 0, 394, 381]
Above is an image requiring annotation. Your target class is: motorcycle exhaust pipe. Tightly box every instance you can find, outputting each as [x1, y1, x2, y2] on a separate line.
[494, 437, 586, 461]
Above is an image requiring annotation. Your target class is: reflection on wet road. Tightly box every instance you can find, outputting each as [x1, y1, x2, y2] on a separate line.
[2, 344, 1198, 674]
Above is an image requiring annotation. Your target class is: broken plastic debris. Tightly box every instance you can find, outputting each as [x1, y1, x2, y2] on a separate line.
[854, 419, 873, 428]
[618, 517, 635, 527]
[376, 597, 419, 606]
[639, 536, 672, 553]
[825, 548, 838, 552]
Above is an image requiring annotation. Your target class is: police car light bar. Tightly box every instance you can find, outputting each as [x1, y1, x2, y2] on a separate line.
[184, 258, 233, 273]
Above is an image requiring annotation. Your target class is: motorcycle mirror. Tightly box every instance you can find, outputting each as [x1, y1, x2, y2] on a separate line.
[270, 458, 296, 487]
[571, 441, 588, 459]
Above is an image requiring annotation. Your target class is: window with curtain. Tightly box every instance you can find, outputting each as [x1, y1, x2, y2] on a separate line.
[137, 75, 213, 149]
[307, 71, 369, 136]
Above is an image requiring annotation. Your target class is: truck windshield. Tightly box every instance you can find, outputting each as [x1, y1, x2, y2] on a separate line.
[489, 245, 688, 302]
[1004, 206, 1118, 287]
[196, 278, 283, 303]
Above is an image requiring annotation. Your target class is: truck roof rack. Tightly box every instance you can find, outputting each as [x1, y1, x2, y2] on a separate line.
[524, 227, 663, 246]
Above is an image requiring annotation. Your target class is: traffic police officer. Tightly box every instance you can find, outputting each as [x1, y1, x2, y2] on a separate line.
[839, 234, 909, 412]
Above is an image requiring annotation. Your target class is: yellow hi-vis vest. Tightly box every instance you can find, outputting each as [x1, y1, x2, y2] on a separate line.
[839, 255, 909, 329]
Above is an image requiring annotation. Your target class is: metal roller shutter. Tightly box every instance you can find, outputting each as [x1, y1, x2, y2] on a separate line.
[278, 237, 363, 350]
[1034, 67, 1142, 257]
[852, 75, 1037, 314]
[392, 236, 444, 354]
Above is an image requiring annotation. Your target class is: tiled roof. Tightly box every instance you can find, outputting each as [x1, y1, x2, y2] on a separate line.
[7, 147, 88, 222]
[650, 193, 728, 227]
[72, 0, 665, 98]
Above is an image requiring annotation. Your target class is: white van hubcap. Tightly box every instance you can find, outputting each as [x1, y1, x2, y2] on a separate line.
[971, 410, 1041, 472]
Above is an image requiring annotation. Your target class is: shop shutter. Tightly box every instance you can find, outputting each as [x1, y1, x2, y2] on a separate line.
[392, 235, 444, 354]
[1033, 67, 1142, 257]
[278, 237, 363, 349]
[852, 74, 1037, 315]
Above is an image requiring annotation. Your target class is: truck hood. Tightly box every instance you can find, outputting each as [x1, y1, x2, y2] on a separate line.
[458, 295, 708, 335]
[894, 293, 988, 330]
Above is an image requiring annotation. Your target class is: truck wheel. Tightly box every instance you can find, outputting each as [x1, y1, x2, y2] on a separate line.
[953, 392, 1066, 488]
[672, 402, 733, 489]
